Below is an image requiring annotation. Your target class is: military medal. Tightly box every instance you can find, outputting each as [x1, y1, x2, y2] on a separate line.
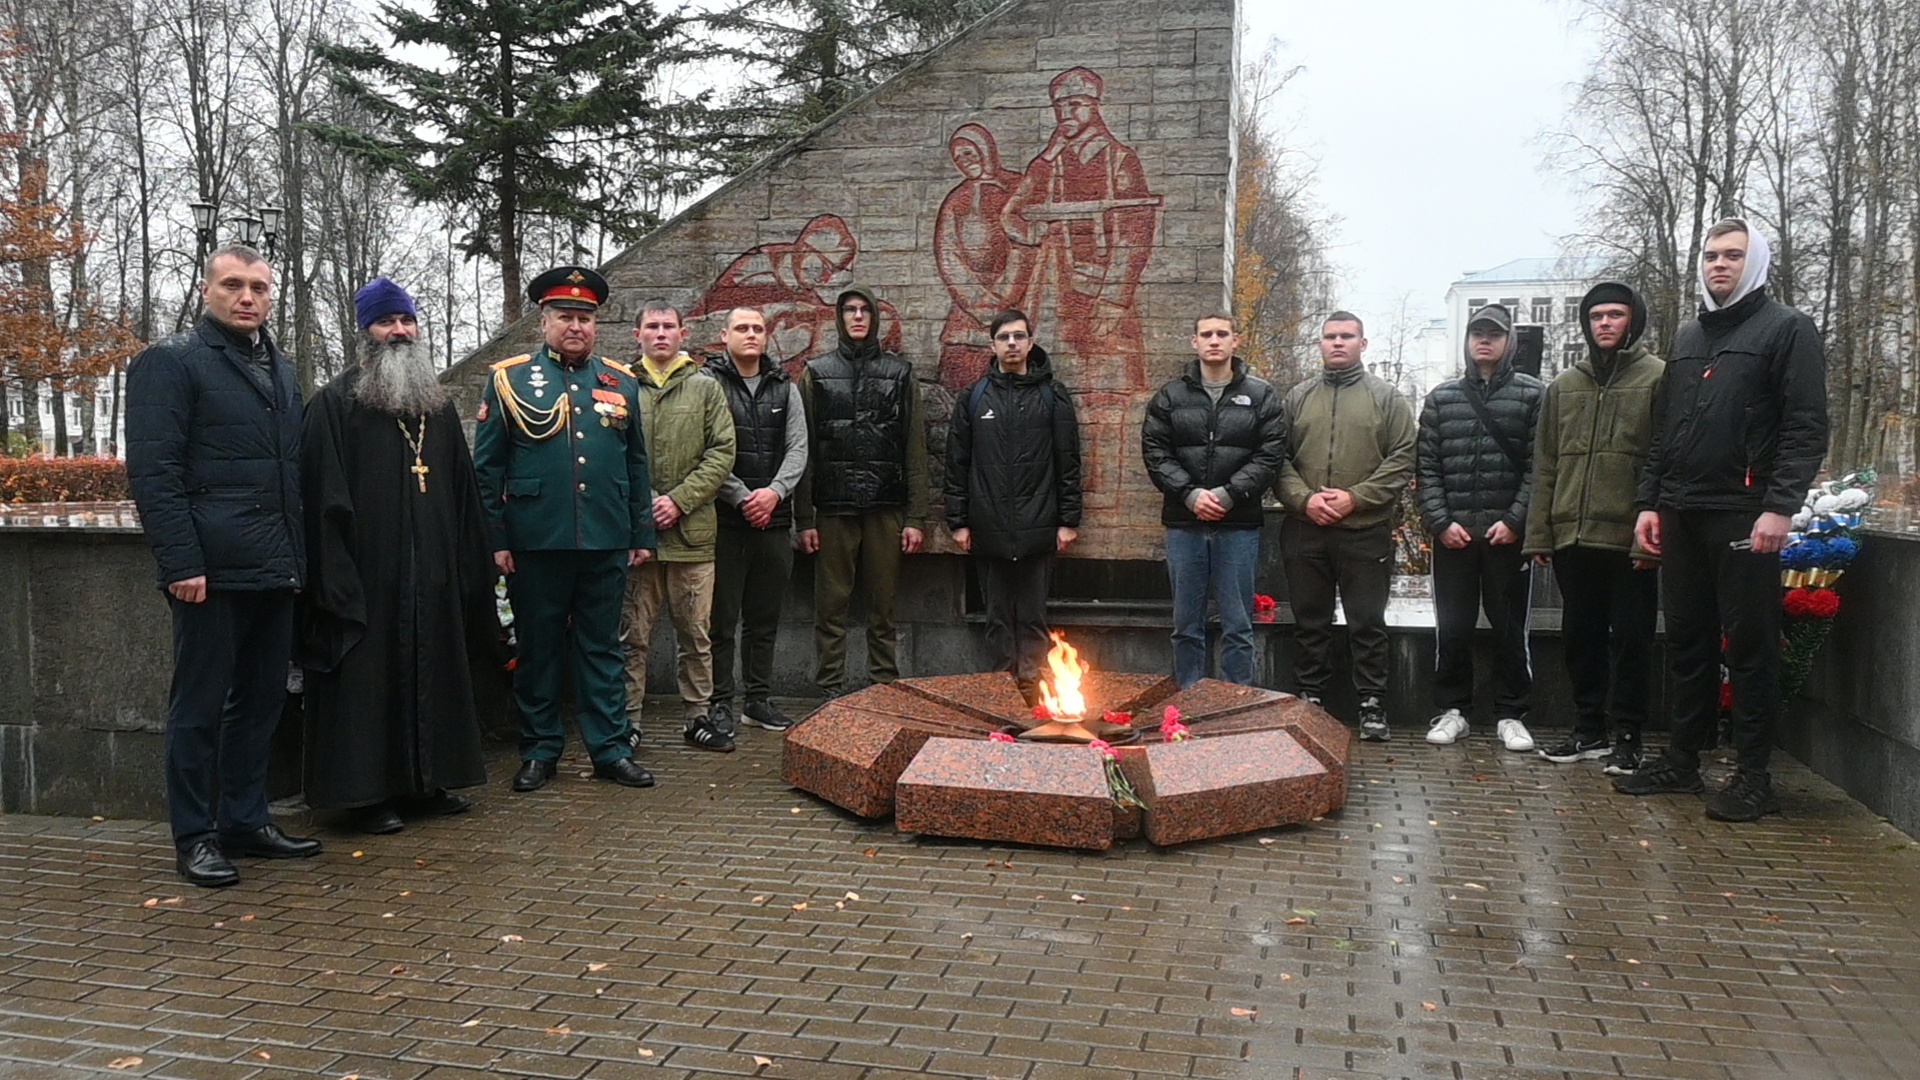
[398, 415, 430, 492]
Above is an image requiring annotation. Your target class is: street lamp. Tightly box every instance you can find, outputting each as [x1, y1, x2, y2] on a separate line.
[237, 215, 264, 249]
[188, 200, 217, 264]
[258, 206, 283, 261]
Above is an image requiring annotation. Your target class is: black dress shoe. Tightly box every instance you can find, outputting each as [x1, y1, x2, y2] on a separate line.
[512, 759, 558, 792]
[403, 790, 472, 817]
[592, 758, 655, 788]
[220, 823, 323, 859]
[347, 804, 405, 835]
[176, 840, 239, 888]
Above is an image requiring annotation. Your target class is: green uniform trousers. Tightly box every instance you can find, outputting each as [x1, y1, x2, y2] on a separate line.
[509, 549, 632, 766]
[712, 525, 795, 705]
[812, 507, 905, 692]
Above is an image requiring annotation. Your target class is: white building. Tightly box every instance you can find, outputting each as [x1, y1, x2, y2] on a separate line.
[4, 379, 125, 457]
[1443, 256, 1611, 382]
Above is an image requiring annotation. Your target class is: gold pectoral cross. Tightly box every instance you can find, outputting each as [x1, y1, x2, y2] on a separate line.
[398, 416, 430, 493]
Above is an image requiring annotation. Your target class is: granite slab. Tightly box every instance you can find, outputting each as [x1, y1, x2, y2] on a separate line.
[1129, 730, 1332, 845]
[895, 738, 1116, 850]
[783, 711, 937, 818]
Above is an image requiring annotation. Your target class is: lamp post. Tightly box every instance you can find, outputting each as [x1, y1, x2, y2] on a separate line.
[187, 199, 283, 263]
[188, 200, 217, 266]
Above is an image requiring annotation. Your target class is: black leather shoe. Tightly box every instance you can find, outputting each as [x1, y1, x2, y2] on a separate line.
[348, 803, 405, 835]
[403, 790, 472, 817]
[176, 840, 239, 888]
[512, 759, 558, 792]
[220, 823, 323, 859]
[592, 758, 656, 788]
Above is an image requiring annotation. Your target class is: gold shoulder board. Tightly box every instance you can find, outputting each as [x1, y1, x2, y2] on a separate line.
[491, 354, 533, 371]
[601, 358, 635, 378]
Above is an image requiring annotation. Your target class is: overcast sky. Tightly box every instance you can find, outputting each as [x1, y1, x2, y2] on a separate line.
[1241, 0, 1597, 325]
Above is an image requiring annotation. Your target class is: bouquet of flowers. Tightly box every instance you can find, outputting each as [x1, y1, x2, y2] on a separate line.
[1776, 470, 1874, 700]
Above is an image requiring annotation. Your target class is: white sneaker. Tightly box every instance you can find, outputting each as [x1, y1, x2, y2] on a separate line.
[1496, 718, 1535, 752]
[1425, 709, 1469, 745]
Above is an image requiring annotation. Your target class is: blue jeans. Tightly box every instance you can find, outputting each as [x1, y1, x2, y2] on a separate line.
[1165, 525, 1261, 688]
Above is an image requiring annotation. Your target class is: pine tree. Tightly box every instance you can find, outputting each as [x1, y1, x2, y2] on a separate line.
[700, 0, 998, 158]
[315, 0, 739, 323]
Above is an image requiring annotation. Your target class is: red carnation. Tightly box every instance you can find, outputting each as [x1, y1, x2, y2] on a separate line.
[988, 731, 1017, 744]
[1253, 593, 1278, 613]
[1807, 588, 1841, 618]
[1718, 682, 1734, 713]
[1032, 703, 1051, 721]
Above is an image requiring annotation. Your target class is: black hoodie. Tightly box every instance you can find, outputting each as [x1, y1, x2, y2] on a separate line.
[944, 345, 1083, 560]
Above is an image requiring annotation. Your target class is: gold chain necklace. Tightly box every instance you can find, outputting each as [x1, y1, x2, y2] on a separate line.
[397, 415, 430, 492]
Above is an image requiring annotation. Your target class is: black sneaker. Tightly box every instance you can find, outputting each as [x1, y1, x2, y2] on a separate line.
[1601, 738, 1644, 776]
[1357, 697, 1389, 742]
[710, 701, 738, 738]
[1612, 756, 1704, 795]
[1705, 771, 1780, 822]
[624, 721, 643, 751]
[1538, 733, 1609, 763]
[683, 714, 737, 753]
[744, 700, 795, 731]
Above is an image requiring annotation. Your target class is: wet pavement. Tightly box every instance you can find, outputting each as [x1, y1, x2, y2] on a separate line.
[4, 703, 1919, 1080]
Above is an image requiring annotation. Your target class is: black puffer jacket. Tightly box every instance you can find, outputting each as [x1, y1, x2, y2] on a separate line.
[1638, 288, 1829, 514]
[126, 316, 305, 590]
[944, 346, 1083, 559]
[1416, 339, 1545, 535]
[1141, 357, 1286, 528]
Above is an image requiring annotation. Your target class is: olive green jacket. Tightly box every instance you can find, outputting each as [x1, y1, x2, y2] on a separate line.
[1522, 341, 1664, 558]
[638, 354, 736, 561]
[1276, 366, 1418, 530]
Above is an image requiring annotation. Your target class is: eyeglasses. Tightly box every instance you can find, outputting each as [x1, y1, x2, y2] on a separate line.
[993, 331, 1030, 343]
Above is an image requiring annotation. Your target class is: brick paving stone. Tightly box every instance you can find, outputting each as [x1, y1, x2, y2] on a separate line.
[6, 711, 1920, 1079]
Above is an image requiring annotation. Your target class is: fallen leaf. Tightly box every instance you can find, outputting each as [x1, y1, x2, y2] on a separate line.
[91, 816, 105, 822]
[789, 807, 802, 815]
[1428, 820, 1440, 827]
[863, 848, 879, 858]
[751, 895, 769, 905]
[1764, 913, 1782, 923]
[253, 1050, 272, 1061]
[1229, 1006, 1257, 1018]
[752, 1054, 775, 1068]
[833, 901, 845, 910]
[352, 850, 365, 858]
[1392, 876, 1406, 884]
[142, 898, 158, 908]
[844, 891, 861, 901]
[1421, 1001, 1438, 1011]
[500, 934, 524, 943]
[459, 1020, 480, 1028]
[1639, 839, 1652, 849]
[959, 932, 973, 941]
[1461, 883, 1487, 891]
[587, 962, 609, 972]
[1626, 958, 1641, 965]
[381, 913, 395, 919]
[213, 921, 225, 929]
[390, 966, 408, 975]
[1279, 972, 1292, 981]
[637, 1047, 655, 1057]
[107, 1058, 142, 1070]
[399, 891, 412, 897]
[1285, 917, 1308, 926]
[1257, 837, 1277, 846]
[544, 1024, 572, 1035]
[1293, 908, 1317, 917]
[415, 858, 428, 867]
[161, 897, 182, 905]
[1071, 894, 1087, 903]
[239, 914, 254, 922]
[791, 902, 808, 911]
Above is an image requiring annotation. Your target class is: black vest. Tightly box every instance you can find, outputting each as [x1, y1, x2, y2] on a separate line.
[709, 354, 795, 528]
[808, 350, 912, 512]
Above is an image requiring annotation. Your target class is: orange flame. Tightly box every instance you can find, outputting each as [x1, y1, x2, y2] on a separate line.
[1037, 632, 1088, 720]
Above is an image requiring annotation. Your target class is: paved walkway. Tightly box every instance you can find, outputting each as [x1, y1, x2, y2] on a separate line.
[4, 706, 1919, 1080]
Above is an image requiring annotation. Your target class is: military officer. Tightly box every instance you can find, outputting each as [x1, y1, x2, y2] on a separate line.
[474, 266, 660, 791]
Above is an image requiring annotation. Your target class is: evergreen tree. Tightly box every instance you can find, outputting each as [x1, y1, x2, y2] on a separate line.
[701, 0, 998, 158]
[315, 0, 738, 323]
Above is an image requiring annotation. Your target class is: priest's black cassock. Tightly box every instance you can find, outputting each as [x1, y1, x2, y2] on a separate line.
[298, 367, 492, 810]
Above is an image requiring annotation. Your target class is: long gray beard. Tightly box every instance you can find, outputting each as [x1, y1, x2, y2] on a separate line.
[354, 336, 447, 416]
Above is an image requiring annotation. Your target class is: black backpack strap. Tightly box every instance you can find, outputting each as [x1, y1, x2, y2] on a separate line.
[1462, 388, 1527, 471]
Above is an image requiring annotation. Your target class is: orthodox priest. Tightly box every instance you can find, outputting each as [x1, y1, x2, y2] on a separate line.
[297, 278, 492, 834]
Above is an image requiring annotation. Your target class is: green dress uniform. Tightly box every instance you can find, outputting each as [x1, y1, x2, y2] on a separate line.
[473, 343, 657, 767]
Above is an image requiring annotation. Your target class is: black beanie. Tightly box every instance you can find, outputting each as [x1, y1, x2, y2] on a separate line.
[1584, 283, 1635, 309]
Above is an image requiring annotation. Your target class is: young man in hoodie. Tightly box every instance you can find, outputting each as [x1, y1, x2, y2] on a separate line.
[1524, 283, 1664, 775]
[946, 309, 1083, 703]
[1277, 311, 1418, 740]
[795, 287, 931, 697]
[1621, 220, 1829, 822]
[620, 301, 739, 754]
[1415, 304, 1544, 752]
[1142, 313, 1286, 688]
[707, 307, 808, 735]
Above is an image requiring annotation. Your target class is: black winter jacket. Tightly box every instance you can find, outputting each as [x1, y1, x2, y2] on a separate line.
[944, 346, 1083, 559]
[1638, 288, 1829, 514]
[707, 352, 798, 529]
[126, 316, 305, 591]
[1416, 348, 1544, 535]
[1141, 357, 1286, 528]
